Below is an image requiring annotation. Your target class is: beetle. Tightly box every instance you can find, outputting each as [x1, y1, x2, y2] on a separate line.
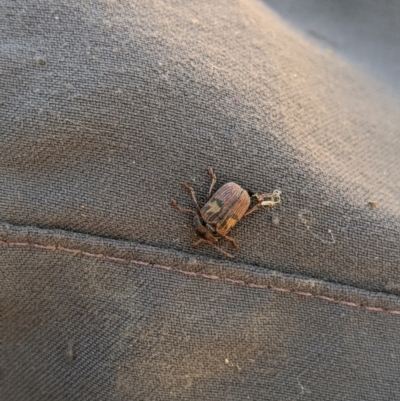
[170, 167, 281, 257]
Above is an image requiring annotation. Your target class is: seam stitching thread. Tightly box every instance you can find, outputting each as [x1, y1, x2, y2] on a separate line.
[2, 240, 400, 316]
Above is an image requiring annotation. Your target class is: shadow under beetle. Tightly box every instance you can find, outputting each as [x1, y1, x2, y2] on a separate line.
[170, 167, 281, 258]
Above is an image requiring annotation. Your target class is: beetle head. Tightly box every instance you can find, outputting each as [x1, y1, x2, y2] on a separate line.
[193, 215, 218, 243]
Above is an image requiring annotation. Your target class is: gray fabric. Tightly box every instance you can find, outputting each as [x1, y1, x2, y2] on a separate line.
[1, 0, 400, 400]
[3, 225, 400, 401]
[263, 0, 400, 98]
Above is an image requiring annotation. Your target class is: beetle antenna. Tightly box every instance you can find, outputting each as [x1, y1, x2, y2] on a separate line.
[191, 238, 233, 258]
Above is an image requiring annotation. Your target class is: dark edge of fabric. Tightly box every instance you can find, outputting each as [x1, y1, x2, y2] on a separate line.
[1, 221, 400, 316]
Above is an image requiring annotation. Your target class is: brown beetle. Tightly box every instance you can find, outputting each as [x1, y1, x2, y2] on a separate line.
[170, 168, 281, 258]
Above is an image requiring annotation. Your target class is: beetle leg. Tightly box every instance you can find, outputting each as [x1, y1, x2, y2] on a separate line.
[191, 239, 233, 258]
[206, 167, 217, 199]
[220, 234, 239, 250]
[253, 192, 275, 203]
[244, 203, 263, 217]
[181, 182, 202, 211]
[257, 190, 282, 208]
[170, 199, 197, 215]
[245, 191, 281, 216]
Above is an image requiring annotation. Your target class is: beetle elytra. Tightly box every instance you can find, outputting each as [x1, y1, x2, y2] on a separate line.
[170, 168, 281, 258]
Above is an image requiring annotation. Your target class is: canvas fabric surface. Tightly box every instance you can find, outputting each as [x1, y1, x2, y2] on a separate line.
[1, 1, 400, 400]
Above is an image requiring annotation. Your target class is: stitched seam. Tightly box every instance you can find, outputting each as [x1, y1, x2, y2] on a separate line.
[1, 240, 400, 316]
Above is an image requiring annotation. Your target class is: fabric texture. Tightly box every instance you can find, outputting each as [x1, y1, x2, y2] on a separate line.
[1, 1, 400, 400]
[263, 0, 400, 97]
